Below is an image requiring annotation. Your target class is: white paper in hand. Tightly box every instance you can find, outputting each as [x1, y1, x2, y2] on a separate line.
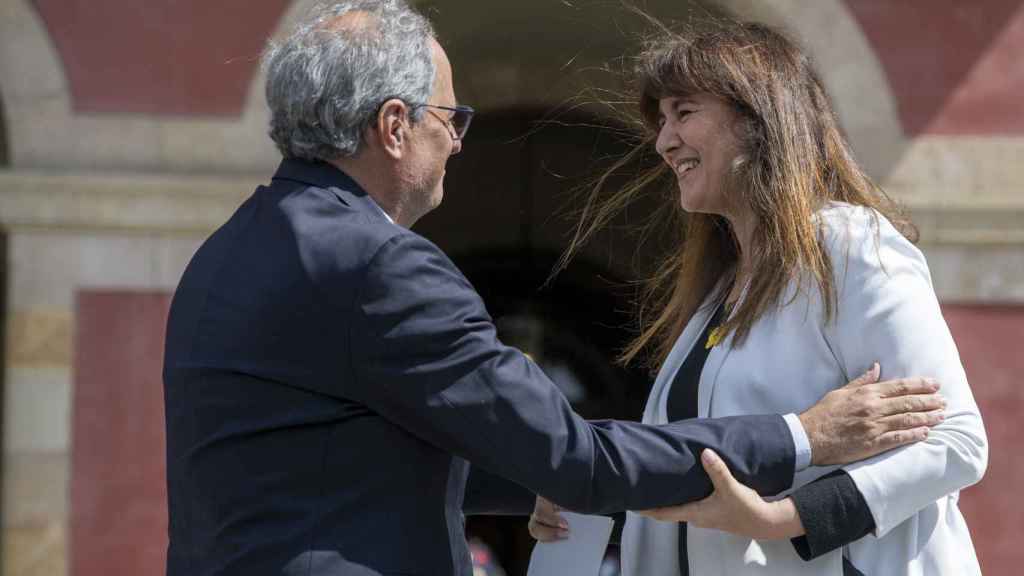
[526, 512, 614, 576]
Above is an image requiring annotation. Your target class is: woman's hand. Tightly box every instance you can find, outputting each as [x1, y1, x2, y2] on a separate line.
[639, 449, 805, 541]
[528, 496, 570, 542]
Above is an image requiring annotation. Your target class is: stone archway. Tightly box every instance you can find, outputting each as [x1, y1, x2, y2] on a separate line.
[415, 0, 905, 181]
[709, 0, 906, 180]
[258, 0, 907, 182]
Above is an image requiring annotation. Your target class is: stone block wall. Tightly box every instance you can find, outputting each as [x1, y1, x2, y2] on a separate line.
[0, 0, 1022, 573]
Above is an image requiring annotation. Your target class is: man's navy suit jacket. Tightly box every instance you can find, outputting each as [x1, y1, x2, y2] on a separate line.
[163, 158, 795, 575]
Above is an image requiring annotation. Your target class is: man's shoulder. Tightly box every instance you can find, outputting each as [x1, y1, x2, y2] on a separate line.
[283, 189, 455, 284]
[266, 176, 397, 256]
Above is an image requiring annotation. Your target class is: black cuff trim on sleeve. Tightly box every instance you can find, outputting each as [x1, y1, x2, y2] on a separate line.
[789, 470, 876, 561]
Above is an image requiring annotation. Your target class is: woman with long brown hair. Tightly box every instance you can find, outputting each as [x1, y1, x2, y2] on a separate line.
[530, 19, 986, 576]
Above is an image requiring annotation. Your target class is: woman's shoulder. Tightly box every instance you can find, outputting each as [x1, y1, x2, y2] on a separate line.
[814, 201, 929, 285]
[815, 202, 911, 250]
[815, 201, 878, 233]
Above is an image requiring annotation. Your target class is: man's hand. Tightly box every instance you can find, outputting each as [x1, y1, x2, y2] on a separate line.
[639, 449, 804, 540]
[800, 363, 946, 466]
[528, 496, 569, 542]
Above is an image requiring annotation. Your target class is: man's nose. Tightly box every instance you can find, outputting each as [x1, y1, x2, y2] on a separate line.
[450, 137, 463, 156]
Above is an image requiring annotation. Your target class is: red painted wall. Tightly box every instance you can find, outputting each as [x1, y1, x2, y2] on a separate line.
[845, 0, 1024, 136]
[31, 0, 290, 116]
[71, 291, 171, 575]
[942, 304, 1024, 574]
[25, 0, 1024, 134]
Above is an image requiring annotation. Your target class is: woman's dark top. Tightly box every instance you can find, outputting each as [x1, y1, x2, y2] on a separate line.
[666, 302, 727, 576]
[664, 301, 875, 574]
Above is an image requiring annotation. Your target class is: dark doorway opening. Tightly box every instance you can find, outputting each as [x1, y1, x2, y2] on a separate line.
[415, 111, 670, 574]
[0, 231, 7, 573]
[0, 92, 8, 571]
[0, 93, 7, 166]
[415, 110, 668, 421]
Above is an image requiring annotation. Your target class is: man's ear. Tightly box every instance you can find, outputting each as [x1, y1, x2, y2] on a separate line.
[371, 98, 410, 160]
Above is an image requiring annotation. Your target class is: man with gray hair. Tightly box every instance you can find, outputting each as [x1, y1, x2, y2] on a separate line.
[162, 1, 946, 574]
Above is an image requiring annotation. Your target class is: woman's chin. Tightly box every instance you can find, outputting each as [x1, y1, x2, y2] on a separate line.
[678, 186, 728, 217]
[678, 190, 704, 214]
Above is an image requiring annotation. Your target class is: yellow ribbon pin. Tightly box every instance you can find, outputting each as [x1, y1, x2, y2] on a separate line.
[705, 325, 725, 349]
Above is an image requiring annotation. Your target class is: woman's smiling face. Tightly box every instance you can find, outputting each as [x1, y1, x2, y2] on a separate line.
[654, 92, 745, 217]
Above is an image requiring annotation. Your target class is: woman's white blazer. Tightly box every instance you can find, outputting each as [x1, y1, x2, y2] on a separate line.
[616, 203, 988, 576]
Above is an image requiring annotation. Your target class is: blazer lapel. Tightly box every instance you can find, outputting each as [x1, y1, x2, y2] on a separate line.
[698, 278, 750, 418]
[645, 287, 720, 425]
[698, 329, 733, 418]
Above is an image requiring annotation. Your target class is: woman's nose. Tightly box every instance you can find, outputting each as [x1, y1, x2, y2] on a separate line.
[656, 124, 679, 158]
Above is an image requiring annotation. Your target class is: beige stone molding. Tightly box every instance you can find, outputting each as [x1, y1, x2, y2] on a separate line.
[2, 169, 1023, 245]
[880, 138, 1024, 246]
[901, 194, 1024, 246]
[882, 137, 1024, 196]
[0, 169, 263, 234]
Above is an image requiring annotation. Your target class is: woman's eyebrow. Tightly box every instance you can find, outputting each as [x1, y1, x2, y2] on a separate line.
[660, 98, 682, 112]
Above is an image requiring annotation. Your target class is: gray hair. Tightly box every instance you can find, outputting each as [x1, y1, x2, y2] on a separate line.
[263, 0, 437, 160]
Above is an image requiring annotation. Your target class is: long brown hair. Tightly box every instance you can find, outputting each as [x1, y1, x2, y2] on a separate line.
[560, 18, 916, 372]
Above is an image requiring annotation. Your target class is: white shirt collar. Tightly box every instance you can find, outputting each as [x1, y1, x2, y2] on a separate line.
[365, 195, 394, 224]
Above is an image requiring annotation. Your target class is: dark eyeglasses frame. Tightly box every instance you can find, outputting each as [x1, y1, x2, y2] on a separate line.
[411, 103, 475, 141]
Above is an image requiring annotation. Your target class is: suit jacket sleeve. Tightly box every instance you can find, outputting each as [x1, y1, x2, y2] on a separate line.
[820, 207, 988, 537]
[344, 233, 795, 514]
[462, 466, 536, 515]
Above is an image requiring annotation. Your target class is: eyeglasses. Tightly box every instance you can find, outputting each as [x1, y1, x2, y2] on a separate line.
[411, 103, 475, 141]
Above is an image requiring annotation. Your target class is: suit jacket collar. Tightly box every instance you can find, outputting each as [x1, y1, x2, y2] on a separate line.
[271, 157, 394, 225]
[272, 157, 364, 192]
